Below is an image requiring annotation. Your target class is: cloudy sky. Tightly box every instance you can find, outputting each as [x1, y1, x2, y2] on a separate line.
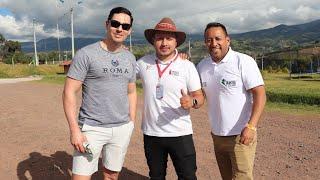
[0, 0, 319, 42]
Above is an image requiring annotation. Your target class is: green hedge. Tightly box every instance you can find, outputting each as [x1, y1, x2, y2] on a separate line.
[266, 91, 320, 105]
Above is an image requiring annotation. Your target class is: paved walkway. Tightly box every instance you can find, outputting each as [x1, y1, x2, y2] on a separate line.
[0, 76, 42, 84]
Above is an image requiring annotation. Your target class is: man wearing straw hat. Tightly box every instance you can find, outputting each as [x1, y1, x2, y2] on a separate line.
[136, 17, 204, 180]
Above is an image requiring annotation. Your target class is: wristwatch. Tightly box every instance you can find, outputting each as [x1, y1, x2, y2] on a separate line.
[192, 98, 198, 108]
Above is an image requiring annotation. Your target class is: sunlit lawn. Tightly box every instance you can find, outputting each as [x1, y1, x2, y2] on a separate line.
[1, 64, 319, 114]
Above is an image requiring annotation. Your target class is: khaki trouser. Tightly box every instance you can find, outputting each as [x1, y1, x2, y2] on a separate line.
[211, 133, 257, 180]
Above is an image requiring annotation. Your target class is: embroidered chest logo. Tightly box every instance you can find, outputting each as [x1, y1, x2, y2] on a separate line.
[103, 59, 129, 75]
[169, 70, 179, 76]
[111, 59, 119, 67]
[202, 82, 207, 87]
[221, 78, 236, 87]
[146, 65, 152, 70]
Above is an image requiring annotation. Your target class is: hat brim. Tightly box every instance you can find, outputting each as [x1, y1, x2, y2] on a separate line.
[144, 29, 186, 47]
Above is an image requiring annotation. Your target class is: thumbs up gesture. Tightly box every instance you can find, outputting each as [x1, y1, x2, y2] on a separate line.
[180, 89, 192, 110]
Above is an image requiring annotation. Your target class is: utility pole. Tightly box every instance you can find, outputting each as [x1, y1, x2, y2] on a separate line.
[70, 7, 75, 58]
[129, 33, 132, 52]
[188, 38, 191, 59]
[57, 23, 61, 62]
[59, 0, 83, 58]
[56, 1, 62, 62]
[33, 18, 39, 66]
[261, 54, 264, 71]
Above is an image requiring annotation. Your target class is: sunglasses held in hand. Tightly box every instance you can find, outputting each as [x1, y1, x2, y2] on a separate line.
[109, 19, 131, 31]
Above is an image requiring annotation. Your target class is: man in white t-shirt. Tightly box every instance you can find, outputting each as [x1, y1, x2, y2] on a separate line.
[136, 17, 204, 180]
[197, 22, 266, 180]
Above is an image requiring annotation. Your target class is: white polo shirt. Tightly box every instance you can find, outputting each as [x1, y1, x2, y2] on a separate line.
[197, 48, 264, 136]
[136, 50, 201, 137]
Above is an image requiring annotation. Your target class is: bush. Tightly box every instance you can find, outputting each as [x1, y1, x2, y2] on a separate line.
[266, 66, 273, 73]
[281, 67, 290, 73]
[266, 90, 320, 105]
[3, 52, 32, 64]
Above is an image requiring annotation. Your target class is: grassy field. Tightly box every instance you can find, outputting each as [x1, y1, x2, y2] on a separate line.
[263, 72, 320, 96]
[39, 75, 66, 85]
[263, 72, 320, 105]
[265, 102, 320, 115]
[0, 64, 319, 114]
[0, 63, 64, 78]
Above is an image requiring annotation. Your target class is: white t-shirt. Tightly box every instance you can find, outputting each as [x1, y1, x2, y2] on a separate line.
[197, 48, 264, 136]
[136, 50, 201, 137]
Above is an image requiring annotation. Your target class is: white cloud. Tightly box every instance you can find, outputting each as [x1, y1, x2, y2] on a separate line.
[0, 14, 68, 42]
[295, 5, 317, 20]
[268, 7, 283, 15]
[0, 0, 319, 41]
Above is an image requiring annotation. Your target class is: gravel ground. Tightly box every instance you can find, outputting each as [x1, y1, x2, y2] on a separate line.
[0, 81, 319, 180]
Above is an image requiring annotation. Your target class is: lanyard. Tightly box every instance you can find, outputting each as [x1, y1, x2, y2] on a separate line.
[156, 60, 173, 79]
[156, 49, 178, 79]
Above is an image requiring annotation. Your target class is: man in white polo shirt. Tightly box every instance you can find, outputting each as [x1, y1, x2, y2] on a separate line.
[136, 17, 204, 180]
[197, 22, 266, 180]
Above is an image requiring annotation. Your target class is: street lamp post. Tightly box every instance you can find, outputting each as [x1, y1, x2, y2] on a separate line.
[70, 7, 75, 58]
[56, 1, 61, 62]
[59, 0, 83, 59]
[33, 18, 39, 66]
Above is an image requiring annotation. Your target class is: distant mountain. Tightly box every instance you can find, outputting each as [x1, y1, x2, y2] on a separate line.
[231, 19, 320, 44]
[22, 37, 100, 53]
[22, 19, 320, 53]
[21, 36, 147, 53]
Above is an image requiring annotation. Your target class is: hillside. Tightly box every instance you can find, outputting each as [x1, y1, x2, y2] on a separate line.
[232, 19, 320, 44]
[21, 19, 320, 53]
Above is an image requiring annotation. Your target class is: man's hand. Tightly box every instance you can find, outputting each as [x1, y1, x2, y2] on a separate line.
[239, 127, 256, 145]
[70, 129, 87, 153]
[178, 52, 189, 60]
[180, 89, 192, 109]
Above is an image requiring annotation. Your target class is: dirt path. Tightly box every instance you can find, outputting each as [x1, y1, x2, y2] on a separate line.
[0, 76, 42, 84]
[0, 82, 319, 180]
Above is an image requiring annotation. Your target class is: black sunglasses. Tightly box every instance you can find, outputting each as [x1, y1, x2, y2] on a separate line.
[109, 19, 131, 31]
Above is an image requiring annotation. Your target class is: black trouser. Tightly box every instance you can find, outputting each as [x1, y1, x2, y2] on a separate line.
[143, 134, 197, 180]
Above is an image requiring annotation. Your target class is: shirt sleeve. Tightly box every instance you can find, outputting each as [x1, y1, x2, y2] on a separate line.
[187, 62, 202, 92]
[129, 55, 137, 83]
[196, 62, 204, 88]
[136, 60, 141, 80]
[241, 56, 264, 90]
[67, 49, 89, 82]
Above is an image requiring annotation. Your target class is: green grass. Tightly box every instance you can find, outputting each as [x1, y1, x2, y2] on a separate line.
[265, 102, 320, 115]
[0, 63, 64, 78]
[263, 72, 320, 105]
[1, 64, 319, 113]
[38, 75, 66, 85]
[264, 73, 320, 96]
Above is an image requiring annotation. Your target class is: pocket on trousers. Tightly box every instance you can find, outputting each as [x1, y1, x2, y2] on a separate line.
[181, 135, 196, 156]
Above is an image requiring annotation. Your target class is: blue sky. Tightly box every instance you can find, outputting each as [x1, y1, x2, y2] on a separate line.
[0, 0, 319, 41]
[0, 8, 12, 16]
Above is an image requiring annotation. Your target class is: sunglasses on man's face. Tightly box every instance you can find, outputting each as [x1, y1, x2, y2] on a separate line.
[109, 19, 131, 31]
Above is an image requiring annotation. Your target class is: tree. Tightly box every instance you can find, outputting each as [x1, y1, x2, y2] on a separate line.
[4, 40, 21, 53]
[0, 33, 5, 60]
[0, 33, 5, 44]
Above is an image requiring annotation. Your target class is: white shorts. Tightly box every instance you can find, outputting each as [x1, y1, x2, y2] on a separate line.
[72, 121, 134, 176]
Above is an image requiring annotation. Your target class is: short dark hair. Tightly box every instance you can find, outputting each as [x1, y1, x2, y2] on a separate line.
[107, 7, 133, 25]
[204, 22, 228, 36]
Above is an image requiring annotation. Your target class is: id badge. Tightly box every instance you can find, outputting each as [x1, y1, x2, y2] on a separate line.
[156, 83, 164, 99]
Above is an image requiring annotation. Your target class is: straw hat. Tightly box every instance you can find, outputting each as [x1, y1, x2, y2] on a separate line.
[144, 17, 186, 47]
